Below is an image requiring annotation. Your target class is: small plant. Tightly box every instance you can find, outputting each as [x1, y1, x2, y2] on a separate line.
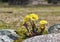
[22, 13, 48, 38]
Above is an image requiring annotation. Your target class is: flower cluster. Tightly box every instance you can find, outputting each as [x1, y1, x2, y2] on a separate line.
[24, 13, 38, 23]
[23, 13, 48, 37]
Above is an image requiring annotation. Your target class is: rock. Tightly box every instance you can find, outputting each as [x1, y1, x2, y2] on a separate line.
[22, 33, 60, 42]
[1, 35, 14, 42]
[0, 29, 20, 42]
[48, 24, 60, 33]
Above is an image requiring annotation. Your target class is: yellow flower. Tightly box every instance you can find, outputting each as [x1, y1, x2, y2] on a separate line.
[39, 20, 48, 25]
[30, 13, 38, 21]
[24, 15, 30, 23]
[39, 20, 48, 29]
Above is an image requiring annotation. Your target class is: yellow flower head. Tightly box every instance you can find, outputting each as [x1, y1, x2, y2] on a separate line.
[39, 20, 48, 29]
[39, 20, 48, 25]
[24, 15, 30, 23]
[30, 13, 38, 21]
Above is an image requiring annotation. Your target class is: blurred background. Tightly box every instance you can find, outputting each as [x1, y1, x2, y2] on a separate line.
[0, 0, 60, 29]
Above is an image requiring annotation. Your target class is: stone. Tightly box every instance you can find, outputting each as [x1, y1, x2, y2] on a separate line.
[0, 29, 19, 42]
[22, 33, 60, 42]
[48, 24, 60, 33]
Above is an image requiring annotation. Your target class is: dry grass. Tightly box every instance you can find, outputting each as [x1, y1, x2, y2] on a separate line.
[0, 6, 60, 27]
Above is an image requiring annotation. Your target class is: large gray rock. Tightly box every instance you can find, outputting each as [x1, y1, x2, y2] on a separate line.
[22, 33, 60, 42]
[0, 29, 19, 42]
